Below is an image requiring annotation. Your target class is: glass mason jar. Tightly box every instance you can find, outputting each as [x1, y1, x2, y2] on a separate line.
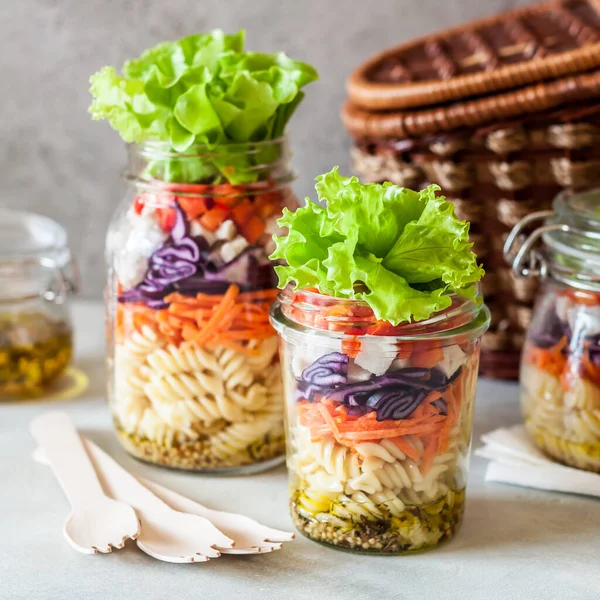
[106, 139, 298, 473]
[0, 209, 77, 398]
[506, 189, 600, 473]
[270, 287, 490, 553]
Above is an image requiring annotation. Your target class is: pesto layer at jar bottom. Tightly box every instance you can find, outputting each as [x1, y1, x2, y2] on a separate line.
[291, 485, 465, 553]
[0, 312, 72, 397]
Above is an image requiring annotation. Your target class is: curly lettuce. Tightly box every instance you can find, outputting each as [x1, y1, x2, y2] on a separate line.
[270, 168, 484, 325]
[89, 30, 317, 183]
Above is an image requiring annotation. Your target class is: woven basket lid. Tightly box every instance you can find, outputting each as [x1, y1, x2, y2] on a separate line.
[347, 0, 600, 111]
[343, 68, 600, 138]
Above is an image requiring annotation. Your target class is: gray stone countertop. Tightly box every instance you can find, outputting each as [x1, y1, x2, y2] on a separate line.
[2, 302, 599, 600]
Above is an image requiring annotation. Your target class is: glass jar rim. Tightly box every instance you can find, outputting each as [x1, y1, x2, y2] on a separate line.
[124, 136, 295, 193]
[130, 136, 289, 159]
[270, 286, 490, 344]
[129, 174, 296, 200]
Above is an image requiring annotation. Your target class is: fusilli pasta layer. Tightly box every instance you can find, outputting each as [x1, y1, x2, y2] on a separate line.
[291, 423, 462, 507]
[521, 364, 600, 471]
[289, 420, 467, 553]
[110, 323, 284, 470]
[525, 419, 600, 473]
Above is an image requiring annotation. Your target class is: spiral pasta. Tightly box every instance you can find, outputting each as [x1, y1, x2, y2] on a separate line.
[145, 344, 220, 375]
[292, 422, 461, 512]
[210, 410, 283, 460]
[111, 325, 284, 469]
[521, 362, 600, 472]
[122, 325, 164, 356]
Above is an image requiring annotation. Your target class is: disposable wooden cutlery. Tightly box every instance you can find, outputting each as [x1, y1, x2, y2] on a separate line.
[34, 437, 295, 556]
[30, 412, 140, 554]
[83, 439, 234, 563]
[139, 477, 295, 554]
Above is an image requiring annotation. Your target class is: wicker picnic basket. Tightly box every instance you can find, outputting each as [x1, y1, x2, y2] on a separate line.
[342, 0, 600, 380]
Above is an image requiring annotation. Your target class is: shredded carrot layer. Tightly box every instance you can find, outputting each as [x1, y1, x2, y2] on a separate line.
[298, 396, 446, 446]
[342, 336, 361, 358]
[116, 285, 278, 352]
[525, 337, 568, 378]
[115, 302, 159, 344]
[298, 358, 473, 465]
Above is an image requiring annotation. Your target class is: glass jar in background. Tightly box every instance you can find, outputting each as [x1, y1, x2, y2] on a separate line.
[506, 189, 600, 473]
[0, 210, 77, 398]
[105, 139, 298, 473]
[270, 287, 490, 553]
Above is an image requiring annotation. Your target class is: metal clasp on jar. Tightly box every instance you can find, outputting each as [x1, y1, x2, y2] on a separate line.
[41, 256, 80, 304]
[502, 210, 599, 280]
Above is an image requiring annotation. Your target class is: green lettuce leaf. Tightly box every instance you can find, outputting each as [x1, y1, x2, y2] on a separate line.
[89, 30, 318, 183]
[315, 167, 425, 257]
[270, 168, 484, 325]
[382, 185, 485, 289]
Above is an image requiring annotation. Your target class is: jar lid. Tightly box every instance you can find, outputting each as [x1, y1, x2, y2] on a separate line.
[0, 209, 68, 260]
[505, 188, 600, 291]
[0, 209, 73, 301]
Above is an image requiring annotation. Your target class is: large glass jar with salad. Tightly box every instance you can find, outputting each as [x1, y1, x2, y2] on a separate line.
[90, 30, 317, 473]
[505, 189, 600, 473]
[270, 169, 489, 553]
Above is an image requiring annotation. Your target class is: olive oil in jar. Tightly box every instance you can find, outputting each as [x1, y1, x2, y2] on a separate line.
[0, 312, 73, 397]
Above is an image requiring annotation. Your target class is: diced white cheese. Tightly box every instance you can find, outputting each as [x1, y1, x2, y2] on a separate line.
[115, 252, 151, 290]
[221, 236, 249, 263]
[389, 358, 411, 371]
[114, 209, 168, 289]
[354, 342, 398, 375]
[215, 219, 237, 241]
[347, 362, 372, 382]
[437, 345, 467, 378]
[264, 215, 283, 236]
[264, 237, 277, 256]
[140, 203, 157, 219]
[189, 220, 216, 245]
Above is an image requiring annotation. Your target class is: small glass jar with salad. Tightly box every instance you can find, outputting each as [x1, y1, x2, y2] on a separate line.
[505, 189, 600, 473]
[269, 169, 490, 553]
[0, 210, 77, 398]
[90, 30, 317, 473]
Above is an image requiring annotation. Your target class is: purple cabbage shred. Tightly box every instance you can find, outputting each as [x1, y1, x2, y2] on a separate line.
[296, 351, 459, 422]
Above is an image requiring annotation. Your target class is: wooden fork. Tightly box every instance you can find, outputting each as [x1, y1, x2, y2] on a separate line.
[30, 412, 140, 554]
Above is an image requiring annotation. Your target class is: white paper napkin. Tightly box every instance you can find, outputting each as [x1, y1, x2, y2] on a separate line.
[476, 425, 600, 497]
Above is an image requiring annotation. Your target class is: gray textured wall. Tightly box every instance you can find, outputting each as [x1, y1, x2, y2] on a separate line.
[2, 0, 531, 296]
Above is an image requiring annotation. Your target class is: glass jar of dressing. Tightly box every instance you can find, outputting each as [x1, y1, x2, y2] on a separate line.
[0, 209, 77, 398]
[505, 189, 600, 472]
